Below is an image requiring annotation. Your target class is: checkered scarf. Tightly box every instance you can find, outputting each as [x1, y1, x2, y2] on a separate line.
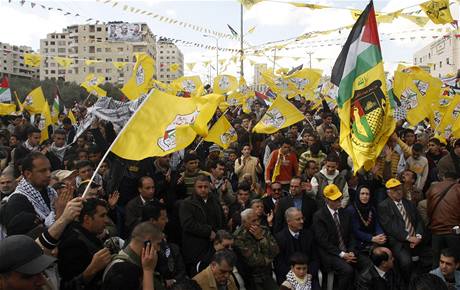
[285, 270, 312, 290]
[14, 178, 57, 227]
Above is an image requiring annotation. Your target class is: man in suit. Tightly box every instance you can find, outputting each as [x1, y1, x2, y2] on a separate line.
[356, 247, 403, 290]
[378, 178, 425, 283]
[274, 207, 318, 287]
[313, 184, 357, 290]
[273, 176, 317, 234]
[124, 176, 156, 234]
[261, 181, 284, 215]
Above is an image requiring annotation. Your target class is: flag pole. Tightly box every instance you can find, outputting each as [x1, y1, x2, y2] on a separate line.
[82, 91, 152, 198]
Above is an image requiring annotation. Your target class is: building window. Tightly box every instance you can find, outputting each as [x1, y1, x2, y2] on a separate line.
[439, 61, 442, 68]
[97, 27, 102, 32]
[428, 53, 431, 58]
[419, 57, 422, 63]
[446, 57, 450, 65]
[434, 64, 436, 70]
[117, 47, 123, 52]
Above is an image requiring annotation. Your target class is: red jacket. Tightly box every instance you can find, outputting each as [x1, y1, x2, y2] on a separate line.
[265, 149, 298, 184]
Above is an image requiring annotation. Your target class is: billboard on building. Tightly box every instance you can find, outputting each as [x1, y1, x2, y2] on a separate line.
[108, 23, 143, 42]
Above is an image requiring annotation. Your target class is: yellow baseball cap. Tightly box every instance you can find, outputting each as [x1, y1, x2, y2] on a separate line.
[385, 178, 402, 189]
[323, 184, 342, 201]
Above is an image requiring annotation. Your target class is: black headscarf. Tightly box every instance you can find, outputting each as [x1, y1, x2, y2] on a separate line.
[353, 185, 373, 228]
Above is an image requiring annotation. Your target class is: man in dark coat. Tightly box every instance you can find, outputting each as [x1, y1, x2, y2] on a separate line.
[273, 176, 317, 234]
[179, 174, 224, 275]
[313, 184, 357, 290]
[356, 247, 403, 290]
[274, 207, 318, 287]
[378, 178, 425, 283]
[124, 176, 156, 234]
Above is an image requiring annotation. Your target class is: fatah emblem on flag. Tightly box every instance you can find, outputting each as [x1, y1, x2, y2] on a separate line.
[262, 108, 286, 129]
[136, 65, 145, 86]
[37, 114, 46, 131]
[413, 80, 428, 96]
[219, 75, 231, 90]
[220, 127, 237, 145]
[350, 80, 386, 143]
[24, 95, 33, 107]
[157, 110, 199, 151]
[182, 80, 197, 94]
[290, 78, 309, 90]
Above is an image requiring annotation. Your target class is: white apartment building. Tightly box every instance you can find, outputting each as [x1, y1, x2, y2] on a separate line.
[253, 63, 267, 92]
[156, 38, 184, 84]
[0, 42, 39, 79]
[40, 22, 156, 84]
[413, 32, 460, 78]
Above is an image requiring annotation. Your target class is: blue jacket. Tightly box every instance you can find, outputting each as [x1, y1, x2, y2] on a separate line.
[346, 205, 384, 250]
[430, 267, 460, 290]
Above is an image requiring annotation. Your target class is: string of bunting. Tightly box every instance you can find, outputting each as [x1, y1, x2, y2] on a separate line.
[5, 0, 240, 53]
[95, 0, 237, 40]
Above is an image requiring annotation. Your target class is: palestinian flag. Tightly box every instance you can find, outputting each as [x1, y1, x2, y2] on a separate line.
[330, 0, 395, 171]
[51, 87, 65, 124]
[0, 76, 12, 103]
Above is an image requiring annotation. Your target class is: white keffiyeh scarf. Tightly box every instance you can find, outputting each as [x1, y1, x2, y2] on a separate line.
[13, 178, 57, 227]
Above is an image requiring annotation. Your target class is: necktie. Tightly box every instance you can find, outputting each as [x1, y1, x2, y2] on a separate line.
[293, 232, 299, 239]
[333, 211, 346, 251]
[397, 202, 415, 237]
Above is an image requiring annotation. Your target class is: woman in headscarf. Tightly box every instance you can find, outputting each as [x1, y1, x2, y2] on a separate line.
[345, 185, 386, 253]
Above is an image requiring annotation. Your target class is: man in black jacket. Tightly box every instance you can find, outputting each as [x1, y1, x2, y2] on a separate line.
[313, 184, 357, 290]
[179, 174, 224, 275]
[356, 247, 403, 290]
[274, 207, 318, 287]
[273, 176, 317, 234]
[378, 178, 425, 283]
[125, 176, 156, 234]
[58, 198, 111, 290]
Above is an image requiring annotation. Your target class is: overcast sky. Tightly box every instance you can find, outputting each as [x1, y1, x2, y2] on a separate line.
[0, 0, 457, 83]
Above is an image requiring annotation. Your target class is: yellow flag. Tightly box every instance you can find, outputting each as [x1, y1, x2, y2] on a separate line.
[24, 53, 42, 67]
[53, 57, 73, 68]
[247, 26, 256, 34]
[393, 66, 442, 125]
[170, 76, 204, 97]
[113, 62, 128, 70]
[169, 63, 180, 72]
[428, 89, 454, 130]
[23, 87, 46, 114]
[400, 14, 430, 26]
[204, 115, 237, 149]
[436, 95, 460, 139]
[213, 75, 238, 95]
[261, 70, 290, 97]
[0, 103, 17, 115]
[68, 110, 77, 125]
[81, 74, 107, 97]
[288, 2, 329, 9]
[420, 0, 453, 24]
[111, 90, 222, 160]
[121, 53, 155, 100]
[239, 0, 263, 9]
[186, 63, 196, 71]
[286, 68, 322, 98]
[38, 102, 52, 143]
[253, 96, 304, 134]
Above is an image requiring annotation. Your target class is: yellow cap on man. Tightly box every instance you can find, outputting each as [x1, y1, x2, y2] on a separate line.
[323, 184, 343, 201]
[385, 178, 401, 189]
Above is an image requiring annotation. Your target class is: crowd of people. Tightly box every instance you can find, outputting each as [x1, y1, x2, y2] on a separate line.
[0, 94, 459, 290]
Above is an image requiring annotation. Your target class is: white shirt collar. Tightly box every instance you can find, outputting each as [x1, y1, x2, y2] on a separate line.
[374, 266, 386, 278]
[140, 196, 147, 204]
[288, 228, 299, 238]
[393, 200, 403, 207]
[326, 204, 337, 217]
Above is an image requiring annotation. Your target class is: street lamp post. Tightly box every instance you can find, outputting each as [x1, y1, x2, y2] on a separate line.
[203, 34, 219, 76]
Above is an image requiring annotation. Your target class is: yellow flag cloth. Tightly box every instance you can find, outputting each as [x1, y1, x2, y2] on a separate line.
[23, 87, 46, 114]
[253, 96, 304, 134]
[169, 63, 180, 72]
[436, 95, 460, 139]
[53, 57, 73, 68]
[271, 150, 282, 182]
[213, 75, 238, 95]
[428, 89, 454, 130]
[111, 90, 222, 160]
[420, 0, 453, 24]
[239, 0, 263, 9]
[0, 103, 17, 115]
[81, 74, 107, 98]
[24, 53, 42, 67]
[68, 110, 77, 125]
[14, 91, 24, 112]
[288, 2, 329, 9]
[171, 76, 204, 97]
[186, 63, 196, 71]
[113, 62, 128, 70]
[38, 101, 52, 143]
[204, 115, 237, 149]
[286, 68, 322, 99]
[393, 66, 442, 125]
[121, 53, 155, 100]
[400, 14, 430, 26]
